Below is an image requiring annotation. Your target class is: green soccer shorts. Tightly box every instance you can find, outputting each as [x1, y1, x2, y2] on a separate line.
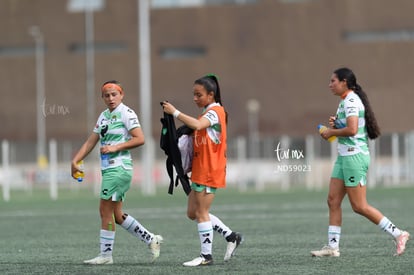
[101, 167, 133, 201]
[331, 153, 370, 187]
[191, 182, 217, 194]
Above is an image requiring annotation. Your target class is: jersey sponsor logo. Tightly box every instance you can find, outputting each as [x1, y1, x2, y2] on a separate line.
[129, 118, 138, 125]
[100, 124, 109, 138]
[347, 107, 357, 115]
[194, 133, 208, 147]
[205, 112, 216, 120]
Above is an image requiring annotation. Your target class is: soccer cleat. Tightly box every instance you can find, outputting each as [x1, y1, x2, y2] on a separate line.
[395, 231, 410, 256]
[149, 235, 163, 262]
[311, 246, 340, 257]
[83, 255, 113, 265]
[224, 232, 244, 261]
[183, 254, 213, 267]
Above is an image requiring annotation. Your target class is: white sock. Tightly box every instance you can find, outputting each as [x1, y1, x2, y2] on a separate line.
[378, 216, 401, 238]
[198, 221, 213, 256]
[100, 229, 115, 257]
[121, 214, 153, 245]
[328, 225, 341, 249]
[209, 213, 232, 239]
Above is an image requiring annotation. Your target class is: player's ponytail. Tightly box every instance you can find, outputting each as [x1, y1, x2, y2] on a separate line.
[334, 68, 380, 139]
[353, 84, 380, 139]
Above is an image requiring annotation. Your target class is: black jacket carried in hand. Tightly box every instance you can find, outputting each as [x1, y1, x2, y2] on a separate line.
[160, 112, 192, 195]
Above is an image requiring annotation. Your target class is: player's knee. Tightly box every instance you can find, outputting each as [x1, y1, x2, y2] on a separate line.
[187, 210, 196, 220]
[327, 196, 341, 209]
[351, 204, 368, 216]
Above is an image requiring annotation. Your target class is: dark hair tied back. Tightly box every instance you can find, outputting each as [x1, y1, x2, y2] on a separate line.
[194, 74, 221, 105]
[334, 67, 381, 139]
[194, 73, 228, 122]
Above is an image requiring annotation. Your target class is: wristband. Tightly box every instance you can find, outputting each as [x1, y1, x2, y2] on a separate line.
[173, 110, 181, 118]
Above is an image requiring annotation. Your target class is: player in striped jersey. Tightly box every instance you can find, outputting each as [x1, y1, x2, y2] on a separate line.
[71, 80, 162, 264]
[311, 68, 409, 257]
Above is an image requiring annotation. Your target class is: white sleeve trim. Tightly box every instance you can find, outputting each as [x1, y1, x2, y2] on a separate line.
[203, 110, 219, 126]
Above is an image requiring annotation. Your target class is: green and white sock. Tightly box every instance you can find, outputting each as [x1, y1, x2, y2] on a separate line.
[328, 225, 341, 249]
[121, 214, 153, 245]
[100, 229, 115, 257]
[198, 221, 213, 256]
[209, 213, 232, 239]
[378, 216, 401, 238]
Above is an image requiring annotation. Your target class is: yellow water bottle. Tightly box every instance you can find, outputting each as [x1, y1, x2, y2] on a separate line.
[317, 124, 337, 142]
[74, 160, 85, 182]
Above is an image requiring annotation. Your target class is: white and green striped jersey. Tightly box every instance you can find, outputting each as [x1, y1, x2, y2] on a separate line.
[93, 103, 141, 170]
[335, 91, 369, 156]
[202, 102, 222, 144]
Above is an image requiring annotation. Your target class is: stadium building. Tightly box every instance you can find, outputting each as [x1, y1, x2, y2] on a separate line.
[1, 0, 414, 162]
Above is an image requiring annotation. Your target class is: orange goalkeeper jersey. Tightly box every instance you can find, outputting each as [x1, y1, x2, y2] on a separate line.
[191, 105, 227, 189]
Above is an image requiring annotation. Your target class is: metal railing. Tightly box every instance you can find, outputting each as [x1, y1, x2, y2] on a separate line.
[2, 132, 414, 200]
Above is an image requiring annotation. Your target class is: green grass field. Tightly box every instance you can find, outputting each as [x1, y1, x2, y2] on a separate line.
[0, 186, 412, 275]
